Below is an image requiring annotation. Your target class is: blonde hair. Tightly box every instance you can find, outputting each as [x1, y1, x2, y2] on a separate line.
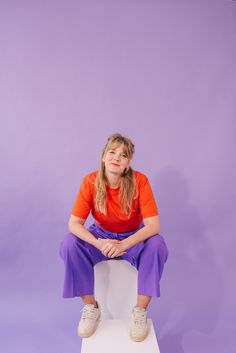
[94, 133, 137, 216]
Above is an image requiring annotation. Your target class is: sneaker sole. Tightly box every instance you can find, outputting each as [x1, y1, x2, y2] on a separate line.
[130, 330, 148, 342]
[77, 314, 101, 338]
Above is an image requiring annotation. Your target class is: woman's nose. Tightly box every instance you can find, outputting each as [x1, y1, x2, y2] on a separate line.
[114, 154, 120, 161]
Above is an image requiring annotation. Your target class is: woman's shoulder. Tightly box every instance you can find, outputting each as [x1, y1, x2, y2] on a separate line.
[133, 170, 148, 184]
[81, 171, 98, 186]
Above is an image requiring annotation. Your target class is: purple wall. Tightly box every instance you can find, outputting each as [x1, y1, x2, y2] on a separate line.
[1, 1, 235, 352]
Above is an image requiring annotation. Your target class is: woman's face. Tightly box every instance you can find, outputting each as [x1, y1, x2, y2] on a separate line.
[102, 144, 130, 176]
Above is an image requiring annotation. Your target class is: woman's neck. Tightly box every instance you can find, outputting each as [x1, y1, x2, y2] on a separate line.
[106, 173, 121, 188]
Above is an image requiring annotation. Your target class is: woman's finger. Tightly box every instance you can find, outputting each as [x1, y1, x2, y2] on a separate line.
[102, 243, 114, 256]
[110, 249, 121, 258]
[107, 246, 118, 257]
[101, 243, 112, 252]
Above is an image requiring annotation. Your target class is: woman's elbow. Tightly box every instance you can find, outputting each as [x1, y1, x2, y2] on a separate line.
[68, 222, 72, 233]
[152, 222, 160, 234]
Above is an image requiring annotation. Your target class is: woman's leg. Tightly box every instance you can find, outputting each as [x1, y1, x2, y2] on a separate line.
[137, 234, 168, 299]
[80, 295, 97, 306]
[59, 232, 106, 298]
[60, 223, 120, 299]
[122, 234, 168, 302]
[136, 295, 152, 309]
[122, 235, 168, 341]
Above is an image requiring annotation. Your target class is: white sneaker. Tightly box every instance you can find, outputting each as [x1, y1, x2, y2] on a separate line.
[130, 307, 148, 342]
[77, 303, 101, 338]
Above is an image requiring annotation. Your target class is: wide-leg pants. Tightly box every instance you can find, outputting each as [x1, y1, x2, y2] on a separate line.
[60, 223, 168, 298]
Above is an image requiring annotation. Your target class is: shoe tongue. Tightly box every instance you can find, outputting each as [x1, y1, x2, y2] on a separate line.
[134, 307, 145, 313]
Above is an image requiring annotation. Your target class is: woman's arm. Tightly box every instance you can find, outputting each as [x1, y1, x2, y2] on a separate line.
[68, 215, 98, 246]
[122, 215, 160, 249]
[68, 215, 120, 251]
[101, 216, 160, 258]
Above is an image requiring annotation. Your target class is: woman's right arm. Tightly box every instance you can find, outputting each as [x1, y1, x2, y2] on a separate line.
[68, 215, 99, 247]
[68, 215, 121, 254]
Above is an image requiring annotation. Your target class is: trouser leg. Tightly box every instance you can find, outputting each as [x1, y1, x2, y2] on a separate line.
[137, 234, 168, 297]
[122, 234, 168, 297]
[59, 232, 106, 298]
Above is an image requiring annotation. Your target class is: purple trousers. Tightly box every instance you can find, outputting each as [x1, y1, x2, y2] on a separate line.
[60, 223, 168, 298]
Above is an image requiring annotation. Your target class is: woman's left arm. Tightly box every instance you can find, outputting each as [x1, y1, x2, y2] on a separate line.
[102, 216, 160, 258]
[100, 216, 160, 258]
[122, 215, 160, 251]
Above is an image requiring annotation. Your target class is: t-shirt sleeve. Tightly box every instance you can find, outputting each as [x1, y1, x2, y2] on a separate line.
[71, 176, 93, 219]
[138, 174, 159, 218]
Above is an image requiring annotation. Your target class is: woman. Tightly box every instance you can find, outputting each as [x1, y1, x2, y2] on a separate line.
[60, 133, 168, 342]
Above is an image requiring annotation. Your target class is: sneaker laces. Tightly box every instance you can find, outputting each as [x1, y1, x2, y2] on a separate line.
[133, 310, 147, 327]
[81, 305, 97, 320]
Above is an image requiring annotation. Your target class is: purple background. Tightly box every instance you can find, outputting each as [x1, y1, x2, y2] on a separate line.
[1, 0, 236, 352]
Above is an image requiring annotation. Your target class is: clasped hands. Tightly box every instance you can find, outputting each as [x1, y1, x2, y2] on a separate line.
[97, 238, 127, 258]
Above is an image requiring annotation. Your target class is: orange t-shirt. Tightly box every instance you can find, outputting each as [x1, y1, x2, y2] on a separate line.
[71, 170, 159, 232]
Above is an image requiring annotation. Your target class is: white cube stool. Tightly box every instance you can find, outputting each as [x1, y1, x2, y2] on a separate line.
[94, 260, 138, 319]
[81, 260, 160, 353]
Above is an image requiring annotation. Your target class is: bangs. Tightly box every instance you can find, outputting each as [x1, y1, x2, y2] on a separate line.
[102, 133, 135, 160]
[107, 141, 133, 159]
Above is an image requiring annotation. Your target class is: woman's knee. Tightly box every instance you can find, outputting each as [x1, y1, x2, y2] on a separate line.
[59, 233, 79, 258]
[145, 235, 168, 258]
[145, 234, 162, 248]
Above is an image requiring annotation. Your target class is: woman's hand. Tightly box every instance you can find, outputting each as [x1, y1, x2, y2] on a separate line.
[95, 238, 118, 251]
[97, 239, 127, 258]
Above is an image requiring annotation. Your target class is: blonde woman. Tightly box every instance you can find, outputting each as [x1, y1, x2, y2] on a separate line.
[60, 133, 168, 342]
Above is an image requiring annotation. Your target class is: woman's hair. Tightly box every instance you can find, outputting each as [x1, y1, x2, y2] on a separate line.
[94, 133, 137, 216]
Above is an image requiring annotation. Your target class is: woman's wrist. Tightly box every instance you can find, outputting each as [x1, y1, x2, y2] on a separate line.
[121, 238, 131, 251]
[92, 238, 100, 249]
